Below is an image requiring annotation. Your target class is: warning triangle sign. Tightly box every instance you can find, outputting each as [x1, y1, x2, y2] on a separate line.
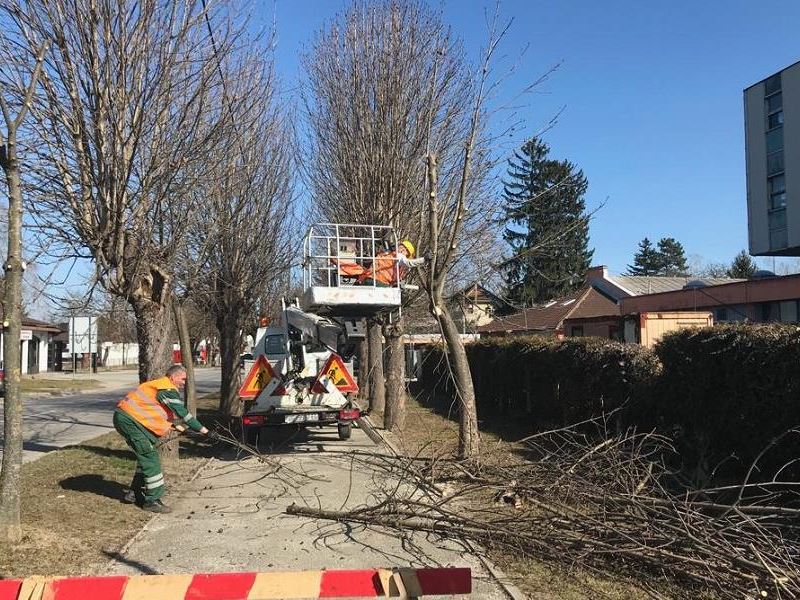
[238, 355, 284, 398]
[312, 353, 359, 394]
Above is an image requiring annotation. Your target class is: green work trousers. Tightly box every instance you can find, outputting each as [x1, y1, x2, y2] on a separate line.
[113, 409, 165, 503]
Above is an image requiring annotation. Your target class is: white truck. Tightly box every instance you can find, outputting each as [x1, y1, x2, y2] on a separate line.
[239, 223, 405, 443]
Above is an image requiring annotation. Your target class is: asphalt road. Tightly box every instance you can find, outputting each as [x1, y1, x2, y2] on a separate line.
[103, 425, 512, 599]
[0, 368, 221, 463]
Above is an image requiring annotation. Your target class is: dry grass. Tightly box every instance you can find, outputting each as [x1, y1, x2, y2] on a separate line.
[0, 398, 219, 579]
[19, 378, 103, 394]
[387, 396, 667, 600]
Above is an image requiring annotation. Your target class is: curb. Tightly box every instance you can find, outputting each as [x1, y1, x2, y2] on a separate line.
[362, 414, 529, 600]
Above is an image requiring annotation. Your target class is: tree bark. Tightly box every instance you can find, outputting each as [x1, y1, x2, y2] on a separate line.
[433, 303, 479, 459]
[366, 317, 385, 415]
[218, 314, 243, 417]
[383, 316, 406, 431]
[0, 144, 25, 543]
[356, 337, 370, 405]
[132, 295, 177, 461]
[173, 300, 197, 416]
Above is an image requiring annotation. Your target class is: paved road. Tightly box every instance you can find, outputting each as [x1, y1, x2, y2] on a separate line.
[0, 368, 221, 463]
[104, 425, 512, 598]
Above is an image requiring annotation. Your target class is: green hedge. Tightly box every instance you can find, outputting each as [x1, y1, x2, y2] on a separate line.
[655, 324, 800, 481]
[421, 336, 660, 429]
[420, 324, 800, 483]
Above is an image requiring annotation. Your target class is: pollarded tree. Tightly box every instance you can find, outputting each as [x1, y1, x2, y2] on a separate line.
[188, 53, 295, 417]
[301, 0, 485, 429]
[501, 138, 593, 305]
[6, 0, 241, 381]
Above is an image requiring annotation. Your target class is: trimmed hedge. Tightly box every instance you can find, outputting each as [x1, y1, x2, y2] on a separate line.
[420, 324, 800, 483]
[655, 324, 800, 481]
[421, 336, 660, 429]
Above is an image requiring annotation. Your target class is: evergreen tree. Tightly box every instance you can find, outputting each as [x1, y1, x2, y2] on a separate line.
[627, 237, 660, 276]
[656, 237, 689, 276]
[500, 138, 593, 305]
[727, 250, 757, 279]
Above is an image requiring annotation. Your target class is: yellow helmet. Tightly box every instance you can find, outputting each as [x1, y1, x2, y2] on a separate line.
[400, 240, 416, 258]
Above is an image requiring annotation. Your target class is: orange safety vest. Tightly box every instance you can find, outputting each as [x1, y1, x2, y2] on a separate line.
[357, 251, 404, 286]
[116, 377, 177, 437]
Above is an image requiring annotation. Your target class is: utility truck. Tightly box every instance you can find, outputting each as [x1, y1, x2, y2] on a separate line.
[239, 224, 404, 443]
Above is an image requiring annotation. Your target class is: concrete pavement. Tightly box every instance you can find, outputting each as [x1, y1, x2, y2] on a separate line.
[104, 426, 512, 599]
[0, 367, 221, 463]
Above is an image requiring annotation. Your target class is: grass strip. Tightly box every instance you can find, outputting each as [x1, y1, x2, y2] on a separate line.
[0, 394, 221, 578]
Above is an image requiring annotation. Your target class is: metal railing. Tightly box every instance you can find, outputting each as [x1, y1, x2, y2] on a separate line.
[303, 223, 401, 290]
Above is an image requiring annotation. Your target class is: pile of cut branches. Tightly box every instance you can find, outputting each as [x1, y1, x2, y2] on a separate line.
[288, 424, 800, 599]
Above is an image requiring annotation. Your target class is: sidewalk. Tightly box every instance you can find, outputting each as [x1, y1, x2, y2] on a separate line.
[104, 427, 511, 598]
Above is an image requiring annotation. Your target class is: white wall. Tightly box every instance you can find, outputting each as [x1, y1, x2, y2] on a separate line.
[38, 335, 49, 373]
[101, 342, 139, 367]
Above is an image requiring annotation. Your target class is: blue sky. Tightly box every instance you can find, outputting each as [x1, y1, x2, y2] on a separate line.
[261, 0, 800, 274]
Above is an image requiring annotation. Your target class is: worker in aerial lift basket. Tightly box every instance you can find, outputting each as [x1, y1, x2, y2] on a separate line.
[113, 365, 210, 513]
[357, 239, 427, 287]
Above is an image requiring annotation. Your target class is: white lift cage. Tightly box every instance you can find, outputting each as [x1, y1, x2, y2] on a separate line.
[301, 223, 403, 317]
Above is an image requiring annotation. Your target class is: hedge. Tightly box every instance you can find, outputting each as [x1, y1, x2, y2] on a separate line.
[655, 324, 800, 482]
[421, 336, 660, 429]
[420, 324, 800, 483]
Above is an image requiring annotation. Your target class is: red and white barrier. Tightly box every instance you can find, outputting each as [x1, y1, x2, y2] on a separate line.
[0, 567, 471, 599]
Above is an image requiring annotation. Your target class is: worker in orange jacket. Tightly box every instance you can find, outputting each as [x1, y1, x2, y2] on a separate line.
[113, 365, 209, 513]
[357, 239, 426, 287]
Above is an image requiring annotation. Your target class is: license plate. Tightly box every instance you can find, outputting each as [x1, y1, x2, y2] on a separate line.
[285, 413, 319, 424]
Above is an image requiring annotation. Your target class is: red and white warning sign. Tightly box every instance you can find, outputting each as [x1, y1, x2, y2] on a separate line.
[238, 355, 284, 398]
[311, 353, 359, 394]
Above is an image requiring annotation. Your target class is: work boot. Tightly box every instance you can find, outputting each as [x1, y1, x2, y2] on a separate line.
[142, 499, 172, 514]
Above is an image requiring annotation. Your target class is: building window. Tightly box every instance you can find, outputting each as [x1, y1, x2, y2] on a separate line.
[767, 110, 784, 130]
[770, 192, 787, 210]
[766, 92, 782, 113]
[769, 227, 788, 251]
[769, 174, 786, 194]
[570, 326, 584, 337]
[767, 151, 784, 176]
[769, 208, 787, 230]
[780, 301, 798, 323]
[714, 307, 728, 322]
[765, 74, 782, 96]
[766, 128, 784, 153]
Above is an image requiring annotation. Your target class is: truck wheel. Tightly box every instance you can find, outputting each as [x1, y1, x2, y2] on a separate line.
[337, 422, 352, 440]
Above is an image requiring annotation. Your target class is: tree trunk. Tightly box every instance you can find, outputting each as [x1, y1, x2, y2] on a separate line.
[218, 315, 243, 417]
[383, 316, 406, 431]
[433, 302, 479, 459]
[366, 317, 385, 415]
[0, 146, 25, 543]
[131, 296, 174, 382]
[131, 295, 176, 461]
[356, 337, 370, 405]
[173, 300, 196, 415]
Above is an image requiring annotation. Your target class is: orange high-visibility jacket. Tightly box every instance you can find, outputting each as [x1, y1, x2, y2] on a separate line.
[357, 251, 403, 286]
[117, 377, 177, 437]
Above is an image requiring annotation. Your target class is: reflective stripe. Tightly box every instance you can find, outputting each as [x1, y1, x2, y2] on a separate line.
[145, 473, 163, 483]
[184, 412, 194, 421]
[145, 480, 164, 490]
[133, 389, 169, 420]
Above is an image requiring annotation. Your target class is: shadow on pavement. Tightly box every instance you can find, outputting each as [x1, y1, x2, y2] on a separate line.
[101, 550, 160, 575]
[60, 474, 127, 501]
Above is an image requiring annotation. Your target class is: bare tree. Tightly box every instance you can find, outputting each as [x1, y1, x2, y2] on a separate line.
[5, 0, 241, 382]
[0, 38, 47, 543]
[301, 0, 485, 429]
[188, 53, 295, 417]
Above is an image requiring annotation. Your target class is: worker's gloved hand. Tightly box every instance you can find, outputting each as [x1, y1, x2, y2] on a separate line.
[174, 424, 187, 433]
[422, 252, 432, 262]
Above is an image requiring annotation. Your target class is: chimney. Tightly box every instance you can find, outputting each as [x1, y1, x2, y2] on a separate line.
[586, 265, 608, 283]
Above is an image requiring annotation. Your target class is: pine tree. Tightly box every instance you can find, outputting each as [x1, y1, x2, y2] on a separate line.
[727, 250, 757, 279]
[500, 138, 593, 305]
[656, 237, 689, 276]
[627, 238, 660, 276]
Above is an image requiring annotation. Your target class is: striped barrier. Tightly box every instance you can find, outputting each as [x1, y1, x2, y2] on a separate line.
[0, 567, 471, 599]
